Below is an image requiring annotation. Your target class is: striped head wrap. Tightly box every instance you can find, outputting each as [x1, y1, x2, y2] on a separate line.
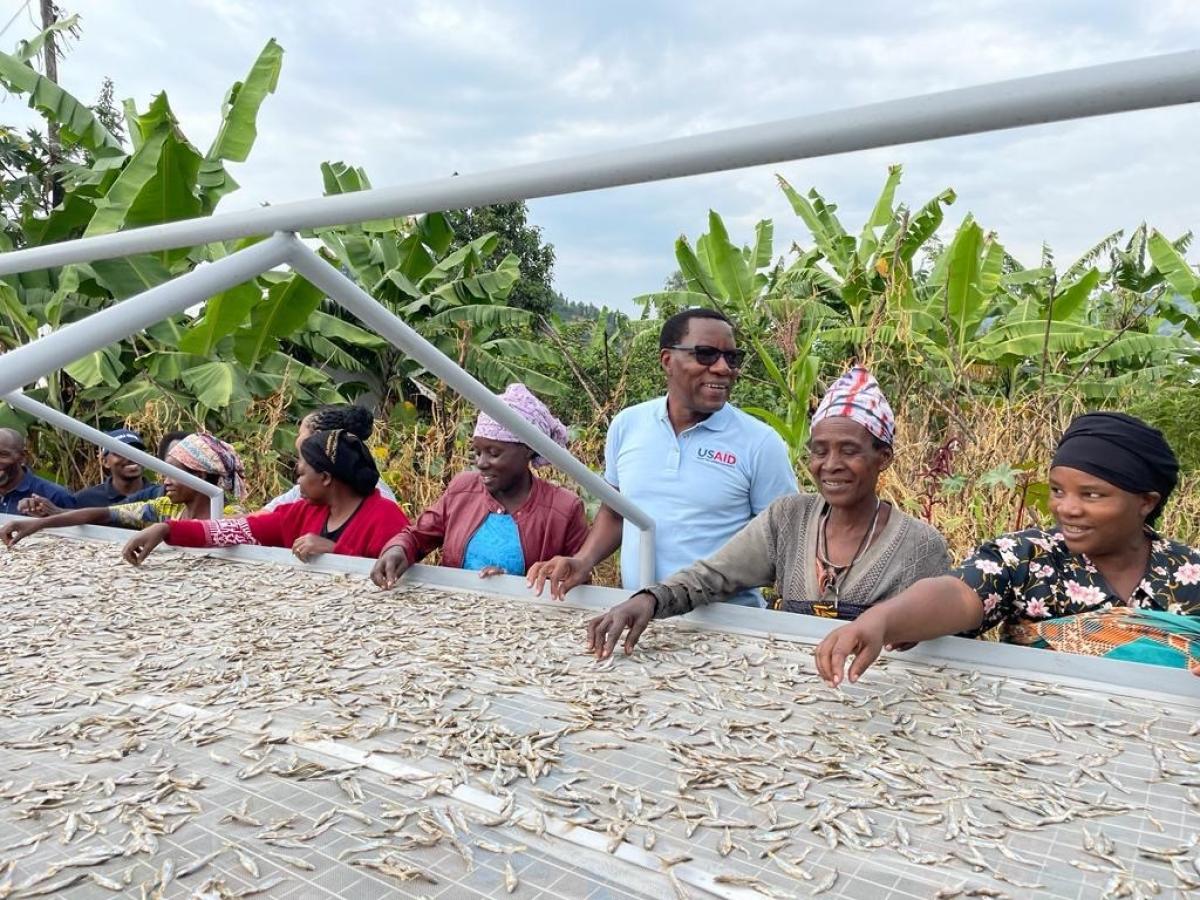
[474, 383, 569, 469]
[812, 366, 896, 446]
[166, 433, 247, 500]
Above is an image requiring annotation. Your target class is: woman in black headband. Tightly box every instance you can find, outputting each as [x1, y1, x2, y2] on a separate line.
[814, 412, 1199, 686]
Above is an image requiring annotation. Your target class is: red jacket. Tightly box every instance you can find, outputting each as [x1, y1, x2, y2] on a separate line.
[383, 471, 588, 569]
[167, 492, 410, 559]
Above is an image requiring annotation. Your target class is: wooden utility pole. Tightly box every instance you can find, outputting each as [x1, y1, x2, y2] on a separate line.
[39, 0, 63, 206]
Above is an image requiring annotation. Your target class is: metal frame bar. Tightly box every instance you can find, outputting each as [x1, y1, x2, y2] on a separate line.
[0, 51, 1196, 275]
[11, 518, 1198, 705]
[282, 237, 657, 586]
[0, 231, 658, 581]
[0, 49, 1196, 601]
[1, 391, 224, 518]
[0, 234, 295, 398]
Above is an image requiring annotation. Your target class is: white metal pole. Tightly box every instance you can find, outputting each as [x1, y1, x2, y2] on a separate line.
[2, 391, 225, 517]
[0, 234, 292, 396]
[283, 238, 659, 587]
[0, 51, 1197, 275]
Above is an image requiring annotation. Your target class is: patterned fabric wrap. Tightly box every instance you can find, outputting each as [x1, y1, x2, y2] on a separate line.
[200, 518, 258, 547]
[1009, 607, 1200, 671]
[166, 433, 246, 500]
[473, 383, 569, 468]
[812, 366, 895, 446]
[952, 527, 1200, 637]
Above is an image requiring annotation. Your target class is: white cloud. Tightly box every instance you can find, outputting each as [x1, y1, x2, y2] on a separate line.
[3, 0, 1196, 315]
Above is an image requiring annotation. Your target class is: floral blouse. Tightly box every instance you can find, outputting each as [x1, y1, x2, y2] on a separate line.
[952, 527, 1200, 637]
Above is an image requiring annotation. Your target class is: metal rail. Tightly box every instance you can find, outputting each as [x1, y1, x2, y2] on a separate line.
[10, 518, 1198, 705]
[0, 51, 1196, 275]
[284, 237, 657, 585]
[2, 391, 224, 518]
[1, 48, 1197, 591]
[0, 235, 294, 398]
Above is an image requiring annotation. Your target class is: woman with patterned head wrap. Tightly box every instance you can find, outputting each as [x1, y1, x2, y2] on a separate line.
[585, 367, 951, 661]
[371, 384, 588, 589]
[121, 430, 410, 566]
[815, 412, 1200, 686]
[2, 433, 245, 548]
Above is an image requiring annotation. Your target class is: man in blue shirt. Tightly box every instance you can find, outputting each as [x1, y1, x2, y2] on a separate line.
[528, 308, 797, 606]
[73, 428, 159, 507]
[0, 428, 76, 515]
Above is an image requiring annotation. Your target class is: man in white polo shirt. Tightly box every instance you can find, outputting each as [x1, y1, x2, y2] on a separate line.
[528, 308, 797, 606]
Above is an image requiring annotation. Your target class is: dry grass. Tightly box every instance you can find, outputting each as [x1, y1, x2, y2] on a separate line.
[107, 381, 1198, 585]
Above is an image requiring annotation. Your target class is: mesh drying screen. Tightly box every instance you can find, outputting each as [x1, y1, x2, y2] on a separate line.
[0, 536, 1197, 899]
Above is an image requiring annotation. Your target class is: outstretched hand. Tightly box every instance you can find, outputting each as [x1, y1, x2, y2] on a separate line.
[585, 592, 656, 661]
[527, 555, 590, 601]
[2, 517, 41, 548]
[122, 523, 170, 567]
[16, 494, 60, 518]
[370, 546, 410, 590]
[813, 615, 887, 688]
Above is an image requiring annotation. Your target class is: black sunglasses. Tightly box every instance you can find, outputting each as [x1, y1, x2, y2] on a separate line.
[668, 344, 746, 369]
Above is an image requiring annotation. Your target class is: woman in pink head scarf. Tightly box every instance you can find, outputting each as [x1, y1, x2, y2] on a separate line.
[370, 384, 589, 588]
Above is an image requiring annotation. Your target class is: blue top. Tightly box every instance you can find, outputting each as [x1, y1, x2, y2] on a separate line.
[123, 482, 167, 503]
[0, 468, 77, 515]
[74, 477, 161, 508]
[462, 513, 526, 575]
[604, 397, 798, 606]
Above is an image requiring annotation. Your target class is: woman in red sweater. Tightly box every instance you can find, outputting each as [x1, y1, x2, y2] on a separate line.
[370, 384, 588, 588]
[122, 429, 409, 566]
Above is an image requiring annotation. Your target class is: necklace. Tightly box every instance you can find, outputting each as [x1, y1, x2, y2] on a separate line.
[815, 498, 882, 611]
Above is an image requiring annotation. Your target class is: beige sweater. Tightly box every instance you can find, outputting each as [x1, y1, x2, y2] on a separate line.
[645, 493, 951, 620]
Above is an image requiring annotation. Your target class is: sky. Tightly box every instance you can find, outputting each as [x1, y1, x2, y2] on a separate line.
[2, 0, 1198, 314]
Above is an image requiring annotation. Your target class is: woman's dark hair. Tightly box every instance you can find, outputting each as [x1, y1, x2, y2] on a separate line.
[300, 429, 379, 497]
[659, 308, 732, 349]
[307, 404, 375, 440]
[158, 430, 191, 460]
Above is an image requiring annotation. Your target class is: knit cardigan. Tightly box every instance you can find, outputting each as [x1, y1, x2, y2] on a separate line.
[644, 493, 950, 620]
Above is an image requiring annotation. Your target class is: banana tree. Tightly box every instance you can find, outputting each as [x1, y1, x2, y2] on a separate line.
[306, 161, 567, 404]
[777, 165, 958, 331]
[0, 33, 342, 475]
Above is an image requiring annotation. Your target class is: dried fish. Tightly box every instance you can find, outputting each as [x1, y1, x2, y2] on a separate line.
[503, 860, 518, 893]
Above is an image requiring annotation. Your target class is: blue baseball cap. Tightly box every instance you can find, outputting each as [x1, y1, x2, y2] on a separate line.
[104, 428, 146, 451]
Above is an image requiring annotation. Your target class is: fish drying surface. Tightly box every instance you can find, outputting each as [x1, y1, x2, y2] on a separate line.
[0, 536, 1198, 899]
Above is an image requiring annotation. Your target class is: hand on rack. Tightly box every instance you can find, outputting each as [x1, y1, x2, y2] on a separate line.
[527, 555, 591, 601]
[2, 517, 42, 548]
[814, 615, 887, 688]
[585, 592, 655, 660]
[122, 523, 170, 567]
[370, 546, 410, 589]
[292, 533, 335, 562]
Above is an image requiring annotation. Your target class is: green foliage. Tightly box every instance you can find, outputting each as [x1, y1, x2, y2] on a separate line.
[0, 31, 558, 485]
[1124, 378, 1200, 475]
[445, 202, 557, 316]
[633, 167, 1199, 470]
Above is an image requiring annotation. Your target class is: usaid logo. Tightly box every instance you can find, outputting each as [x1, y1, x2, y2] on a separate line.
[697, 447, 737, 466]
